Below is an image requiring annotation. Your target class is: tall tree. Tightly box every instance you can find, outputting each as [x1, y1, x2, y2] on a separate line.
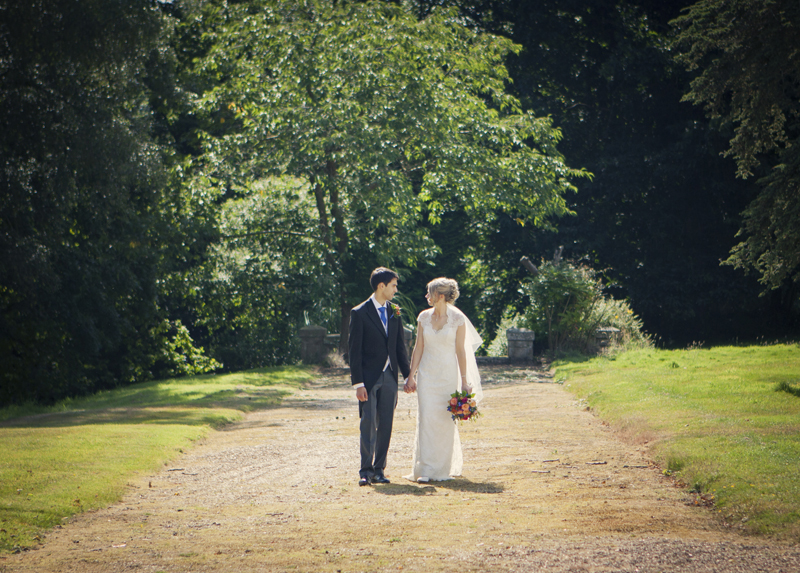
[408, 0, 784, 344]
[193, 0, 585, 351]
[673, 0, 800, 293]
[0, 0, 212, 404]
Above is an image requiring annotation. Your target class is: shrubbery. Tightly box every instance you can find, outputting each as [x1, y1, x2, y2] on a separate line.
[516, 260, 649, 356]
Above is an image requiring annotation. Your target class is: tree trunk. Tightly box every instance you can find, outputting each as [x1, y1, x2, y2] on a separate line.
[323, 159, 351, 360]
[339, 300, 351, 360]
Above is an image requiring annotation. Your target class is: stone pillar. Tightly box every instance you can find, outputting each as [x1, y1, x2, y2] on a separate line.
[324, 334, 340, 353]
[595, 327, 621, 348]
[507, 327, 535, 361]
[404, 326, 413, 357]
[299, 324, 327, 364]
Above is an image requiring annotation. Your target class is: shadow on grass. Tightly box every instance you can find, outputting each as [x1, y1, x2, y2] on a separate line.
[0, 366, 312, 421]
[0, 387, 290, 428]
[775, 380, 800, 398]
[0, 407, 235, 429]
[373, 478, 504, 496]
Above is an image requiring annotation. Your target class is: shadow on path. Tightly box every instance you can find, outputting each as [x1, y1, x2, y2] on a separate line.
[372, 478, 504, 496]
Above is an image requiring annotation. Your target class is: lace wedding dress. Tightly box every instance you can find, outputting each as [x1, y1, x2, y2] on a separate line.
[405, 305, 483, 481]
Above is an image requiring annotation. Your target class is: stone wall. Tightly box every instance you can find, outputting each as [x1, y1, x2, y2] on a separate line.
[299, 325, 535, 365]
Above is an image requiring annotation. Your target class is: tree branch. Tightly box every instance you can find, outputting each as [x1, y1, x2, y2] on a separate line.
[221, 230, 313, 239]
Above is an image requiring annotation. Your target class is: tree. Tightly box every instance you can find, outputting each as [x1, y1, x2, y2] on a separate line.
[0, 0, 215, 404]
[673, 0, 800, 292]
[192, 0, 585, 352]
[407, 0, 787, 345]
[185, 177, 328, 370]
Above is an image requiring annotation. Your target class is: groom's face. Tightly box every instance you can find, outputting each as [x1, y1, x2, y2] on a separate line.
[380, 278, 398, 300]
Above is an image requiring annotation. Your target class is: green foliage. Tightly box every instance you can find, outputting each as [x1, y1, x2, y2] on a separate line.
[726, 152, 800, 292]
[520, 259, 648, 356]
[590, 297, 651, 349]
[185, 177, 322, 370]
[0, 0, 214, 405]
[673, 0, 800, 178]
[149, 319, 222, 377]
[390, 291, 420, 331]
[485, 313, 523, 357]
[673, 0, 800, 290]
[4, 0, 797, 408]
[521, 261, 602, 355]
[191, 0, 584, 347]
[416, 0, 786, 345]
[556, 345, 800, 538]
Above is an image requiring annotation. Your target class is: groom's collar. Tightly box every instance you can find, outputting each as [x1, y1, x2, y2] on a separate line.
[369, 294, 388, 311]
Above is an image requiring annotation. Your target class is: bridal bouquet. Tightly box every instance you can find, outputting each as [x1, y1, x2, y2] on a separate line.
[448, 390, 480, 422]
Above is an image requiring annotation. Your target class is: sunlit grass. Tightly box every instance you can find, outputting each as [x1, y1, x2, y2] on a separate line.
[0, 366, 314, 552]
[556, 344, 800, 539]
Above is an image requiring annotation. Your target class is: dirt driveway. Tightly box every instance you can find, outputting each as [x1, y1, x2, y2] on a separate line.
[2, 366, 799, 572]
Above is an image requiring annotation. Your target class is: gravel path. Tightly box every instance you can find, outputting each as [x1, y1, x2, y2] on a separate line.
[2, 367, 799, 572]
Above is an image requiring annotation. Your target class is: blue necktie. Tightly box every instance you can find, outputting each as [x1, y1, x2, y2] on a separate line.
[378, 306, 387, 330]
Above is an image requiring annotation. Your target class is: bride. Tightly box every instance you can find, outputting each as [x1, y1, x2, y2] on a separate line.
[404, 277, 483, 482]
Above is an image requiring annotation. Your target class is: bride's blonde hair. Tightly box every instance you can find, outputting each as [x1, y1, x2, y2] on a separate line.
[427, 277, 459, 304]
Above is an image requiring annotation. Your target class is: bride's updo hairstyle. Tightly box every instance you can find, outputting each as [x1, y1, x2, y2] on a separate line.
[427, 277, 459, 304]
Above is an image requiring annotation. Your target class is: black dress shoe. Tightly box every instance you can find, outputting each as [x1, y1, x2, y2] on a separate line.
[358, 476, 371, 486]
[372, 475, 390, 484]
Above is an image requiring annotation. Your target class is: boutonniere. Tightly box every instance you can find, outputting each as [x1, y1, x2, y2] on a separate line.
[389, 303, 401, 318]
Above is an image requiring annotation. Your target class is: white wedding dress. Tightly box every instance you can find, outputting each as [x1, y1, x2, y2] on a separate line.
[405, 305, 483, 482]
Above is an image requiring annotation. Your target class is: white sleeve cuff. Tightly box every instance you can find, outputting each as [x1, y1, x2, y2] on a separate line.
[353, 383, 365, 389]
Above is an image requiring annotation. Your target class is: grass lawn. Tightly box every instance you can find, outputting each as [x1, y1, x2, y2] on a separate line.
[0, 366, 312, 553]
[555, 344, 800, 539]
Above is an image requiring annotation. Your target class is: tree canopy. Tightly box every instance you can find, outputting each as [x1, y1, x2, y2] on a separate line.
[2, 0, 799, 406]
[673, 0, 800, 290]
[192, 0, 585, 349]
[406, 0, 791, 344]
[0, 0, 217, 404]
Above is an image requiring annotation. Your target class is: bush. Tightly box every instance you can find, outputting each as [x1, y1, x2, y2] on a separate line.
[589, 297, 651, 350]
[486, 314, 532, 357]
[520, 260, 649, 356]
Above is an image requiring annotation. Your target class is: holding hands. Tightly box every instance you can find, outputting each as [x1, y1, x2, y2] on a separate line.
[404, 375, 417, 393]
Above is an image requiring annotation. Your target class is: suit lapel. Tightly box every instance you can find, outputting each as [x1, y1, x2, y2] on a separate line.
[387, 307, 397, 346]
[366, 301, 388, 338]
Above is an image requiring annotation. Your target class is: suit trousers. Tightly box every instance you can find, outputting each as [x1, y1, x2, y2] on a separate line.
[359, 368, 398, 478]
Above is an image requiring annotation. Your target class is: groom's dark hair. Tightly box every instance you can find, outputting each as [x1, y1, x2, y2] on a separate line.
[370, 267, 399, 291]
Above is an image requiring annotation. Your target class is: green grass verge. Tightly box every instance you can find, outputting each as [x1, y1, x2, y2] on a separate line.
[555, 344, 800, 539]
[0, 366, 313, 552]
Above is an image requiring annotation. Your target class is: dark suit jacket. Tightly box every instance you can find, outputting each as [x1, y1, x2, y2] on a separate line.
[349, 298, 411, 389]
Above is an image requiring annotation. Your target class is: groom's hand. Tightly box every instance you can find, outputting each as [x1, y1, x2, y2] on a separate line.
[356, 387, 368, 402]
[405, 378, 417, 393]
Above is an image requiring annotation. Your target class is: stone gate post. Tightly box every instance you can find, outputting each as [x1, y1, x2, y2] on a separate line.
[299, 324, 327, 364]
[507, 327, 535, 361]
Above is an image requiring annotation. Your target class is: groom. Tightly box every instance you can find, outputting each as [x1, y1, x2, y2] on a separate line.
[349, 267, 411, 486]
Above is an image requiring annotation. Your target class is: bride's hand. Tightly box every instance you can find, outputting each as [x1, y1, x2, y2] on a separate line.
[461, 384, 472, 394]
